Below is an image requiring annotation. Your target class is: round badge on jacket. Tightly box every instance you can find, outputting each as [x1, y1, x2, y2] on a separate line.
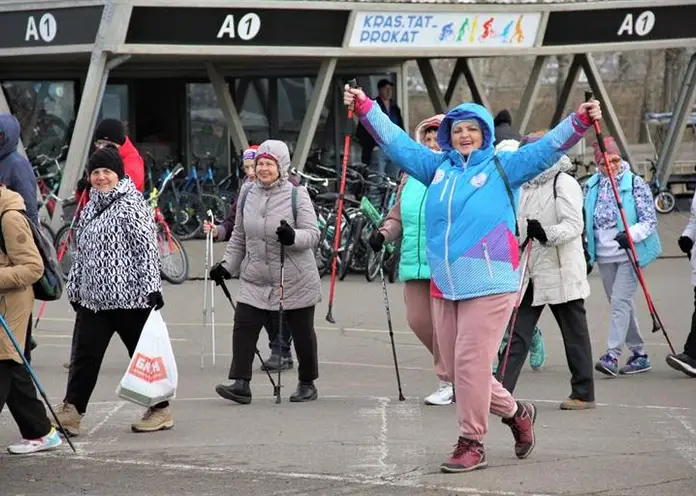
[470, 172, 488, 188]
[432, 168, 445, 185]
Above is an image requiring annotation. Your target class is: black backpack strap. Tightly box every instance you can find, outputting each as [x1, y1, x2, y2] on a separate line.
[493, 156, 519, 237]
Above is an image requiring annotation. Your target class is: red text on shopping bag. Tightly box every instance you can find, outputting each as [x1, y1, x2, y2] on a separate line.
[128, 352, 168, 383]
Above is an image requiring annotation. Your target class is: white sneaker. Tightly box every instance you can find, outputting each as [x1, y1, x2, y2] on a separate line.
[7, 427, 62, 455]
[424, 381, 454, 406]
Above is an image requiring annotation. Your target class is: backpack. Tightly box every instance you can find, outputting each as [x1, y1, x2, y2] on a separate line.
[238, 184, 299, 224]
[553, 172, 591, 264]
[0, 210, 64, 301]
[493, 156, 519, 237]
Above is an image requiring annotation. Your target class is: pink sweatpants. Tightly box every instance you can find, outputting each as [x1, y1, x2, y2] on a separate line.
[432, 293, 518, 441]
[403, 280, 448, 382]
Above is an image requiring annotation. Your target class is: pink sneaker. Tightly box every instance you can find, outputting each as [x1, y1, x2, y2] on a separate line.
[502, 401, 537, 459]
[440, 437, 487, 473]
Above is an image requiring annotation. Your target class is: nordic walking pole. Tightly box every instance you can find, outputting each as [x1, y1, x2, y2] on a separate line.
[208, 210, 216, 367]
[202, 213, 212, 369]
[276, 228, 289, 404]
[499, 238, 534, 379]
[326, 78, 359, 324]
[584, 91, 675, 354]
[379, 258, 405, 401]
[216, 279, 279, 390]
[0, 310, 76, 453]
[34, 191, 88, 331]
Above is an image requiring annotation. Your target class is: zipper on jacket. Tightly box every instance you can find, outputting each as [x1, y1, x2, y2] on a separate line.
[443, 175, 459, 295]
[416, 191, 427, 279]
[482, 240, 494, 279]
[439, 174, 451, 201]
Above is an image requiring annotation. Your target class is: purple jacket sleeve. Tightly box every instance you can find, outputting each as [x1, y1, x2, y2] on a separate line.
[216, 202, 237, 242]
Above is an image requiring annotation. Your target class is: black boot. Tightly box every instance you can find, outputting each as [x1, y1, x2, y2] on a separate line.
[289, 381, 318, 403]
[215, 379, 252, 404]
[261, 354, 293, 372]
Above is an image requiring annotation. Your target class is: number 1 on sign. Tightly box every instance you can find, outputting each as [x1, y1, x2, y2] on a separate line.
[216, 12, 261, 40]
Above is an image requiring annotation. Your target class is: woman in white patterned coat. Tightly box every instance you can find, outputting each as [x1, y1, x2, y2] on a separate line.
[495, 132, 595, 411]
[210, 139, 322, 404]
[54, 145, 171, 436]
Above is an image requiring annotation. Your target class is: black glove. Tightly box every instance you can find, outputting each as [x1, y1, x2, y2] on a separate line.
[209, 262, 231, 285]
[526, 219, 548, 244]
[615, 231, 630, 250]
[276, 220, 295, 246]
[147, 292, 164, 310]
[76, 177, 90, 195]
[368, 230, 385, 252]
[678, 236, 693, 255]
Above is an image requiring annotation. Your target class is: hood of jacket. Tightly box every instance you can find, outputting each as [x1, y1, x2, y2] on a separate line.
[414, 114, 445, 144]
[437, 103, 495, 168]
[254, 139, 291, 188]
[0, 114, 20, 160]
[523, 155, 574, 189]
[0, 184, 27, 215]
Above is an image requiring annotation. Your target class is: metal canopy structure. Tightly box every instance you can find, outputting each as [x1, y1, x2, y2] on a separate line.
[0, 0, 695, 226]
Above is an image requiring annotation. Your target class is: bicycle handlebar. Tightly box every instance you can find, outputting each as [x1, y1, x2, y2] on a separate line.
[289, 167, 330, 187]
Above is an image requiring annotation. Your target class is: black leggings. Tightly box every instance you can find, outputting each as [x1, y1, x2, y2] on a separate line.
[65, 307, 169, 414]
[0, 360, 51, 440]
[228, 303, 318, 383]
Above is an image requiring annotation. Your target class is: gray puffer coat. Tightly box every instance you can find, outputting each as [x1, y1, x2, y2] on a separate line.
[221, 140, 321, 311]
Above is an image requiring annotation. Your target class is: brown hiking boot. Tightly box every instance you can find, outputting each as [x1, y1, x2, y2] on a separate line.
[51, 403, 81, 437]
[501, 401, 537, 459]
[560, 398, 596, 410]
[131, 406, 174, 433]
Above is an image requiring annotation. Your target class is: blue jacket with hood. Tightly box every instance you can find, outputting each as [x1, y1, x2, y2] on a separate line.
[358, 101, 590, 301]
[0, 114, 38, 225]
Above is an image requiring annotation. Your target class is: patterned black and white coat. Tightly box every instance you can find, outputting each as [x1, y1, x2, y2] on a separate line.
[67, 178, 162, 312]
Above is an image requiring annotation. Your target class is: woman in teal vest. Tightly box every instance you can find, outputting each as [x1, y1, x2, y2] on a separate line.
[584, 137, 661, 377]
[367, 115, 454, 406]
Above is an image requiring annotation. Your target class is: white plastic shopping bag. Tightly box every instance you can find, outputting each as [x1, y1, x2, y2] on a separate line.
[116, 310, 178, 407]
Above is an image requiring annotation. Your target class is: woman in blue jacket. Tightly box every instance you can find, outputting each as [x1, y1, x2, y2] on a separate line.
[344, 85, 601, 473]
[584, 137, 660, 377]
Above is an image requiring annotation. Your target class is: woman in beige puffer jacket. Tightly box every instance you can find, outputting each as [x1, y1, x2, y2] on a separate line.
[495, 134, 595, 411]
[210, 139, 321, 404]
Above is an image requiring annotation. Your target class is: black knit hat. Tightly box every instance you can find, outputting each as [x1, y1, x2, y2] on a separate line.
[94, 118, 126, 145]
[87, 145, 125, 179]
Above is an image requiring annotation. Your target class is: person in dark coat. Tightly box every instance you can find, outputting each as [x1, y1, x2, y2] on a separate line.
[356, 79, 404, 167]
[0, 113, 40, 362]
[493, 109, 522, 146]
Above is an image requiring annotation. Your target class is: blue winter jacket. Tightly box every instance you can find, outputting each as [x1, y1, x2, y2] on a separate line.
[359, 101, 590, 301]
[0, 114, 39, 224]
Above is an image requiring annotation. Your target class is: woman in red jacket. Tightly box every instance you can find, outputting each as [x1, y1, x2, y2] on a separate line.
[93, 119, 145, 193]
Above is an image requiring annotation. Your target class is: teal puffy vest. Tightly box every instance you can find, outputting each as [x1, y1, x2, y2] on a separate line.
[399, 176, 430, 281]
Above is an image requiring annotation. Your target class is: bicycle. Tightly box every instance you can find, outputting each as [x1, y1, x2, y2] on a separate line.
[147, 165, 189, 284]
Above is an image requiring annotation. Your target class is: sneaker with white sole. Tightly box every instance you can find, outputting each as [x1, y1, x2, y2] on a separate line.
[424, 381, 454, 406]
[131, 406, 174, 433]
[7, 427, 62, 455]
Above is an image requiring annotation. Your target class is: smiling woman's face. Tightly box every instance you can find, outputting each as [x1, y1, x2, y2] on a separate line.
[450, 121, 483, 156]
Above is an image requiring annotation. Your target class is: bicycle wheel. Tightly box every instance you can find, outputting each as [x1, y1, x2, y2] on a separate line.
[39, 220, 55, 246]
[200, 193, 228, 224]
[158, 225, 189, 284]
[339, 215, 364, 281]
[54, 224, 77, 278]
[159, 191, 205, 240]
[365, 248, 383, 282]
[654, 191, 676, 214]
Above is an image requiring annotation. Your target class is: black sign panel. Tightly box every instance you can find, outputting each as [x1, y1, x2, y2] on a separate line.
[543, 6, 696, 46]
[0, 7, 103, 48]
[126, 7, 349, 47]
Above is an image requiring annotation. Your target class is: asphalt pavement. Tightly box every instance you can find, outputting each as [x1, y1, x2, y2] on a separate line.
[2, 256, 696, 495]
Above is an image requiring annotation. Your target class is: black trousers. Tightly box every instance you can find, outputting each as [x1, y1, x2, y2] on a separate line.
[0, 360, 51, 439]
[229, 302, 318, 383]
[684, 287, 696, 359]
[24, 313, 32, 363]
[65, 307, 169, 414]
[495, 282, 595, 402]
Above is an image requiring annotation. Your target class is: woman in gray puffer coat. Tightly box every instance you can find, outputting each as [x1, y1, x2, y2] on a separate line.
[210, 139, 322, 403]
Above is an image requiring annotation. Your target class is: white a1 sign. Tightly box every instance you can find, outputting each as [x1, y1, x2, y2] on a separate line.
[217, 13, 261, 40]
[25, 13, 57, 43]
[617, 11, 655, 37]
[349, 12, 541, 48]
